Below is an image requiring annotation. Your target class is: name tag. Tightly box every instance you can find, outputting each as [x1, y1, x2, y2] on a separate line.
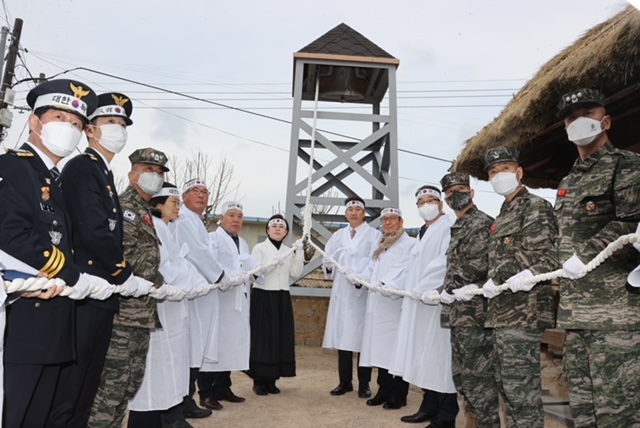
[40, 203, 55, 213]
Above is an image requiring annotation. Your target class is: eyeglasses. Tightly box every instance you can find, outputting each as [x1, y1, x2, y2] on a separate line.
[189, 188, 210, 196]
[170, 200, 182, 207]
[381, 216, 400, 223]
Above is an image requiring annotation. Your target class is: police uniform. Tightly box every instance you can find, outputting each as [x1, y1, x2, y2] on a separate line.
[89, 148, 167, 428]
[0, 79, 97, 427]
[555, 89, 640, 427]
[48, 93, 134, 427]
[484, 147, 558, 428]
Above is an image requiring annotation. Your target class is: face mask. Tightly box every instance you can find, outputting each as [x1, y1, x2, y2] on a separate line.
[566, 116, 604, 146]
[418, 203, 440, 221]
[97, 124, 128, 154]
[137, 172, 164, 195]
[36, 120, 83, 157]
[446, 191, 473, 212]
[490, 171, 520, 196]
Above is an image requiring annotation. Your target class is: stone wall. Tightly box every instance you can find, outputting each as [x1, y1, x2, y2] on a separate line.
[292, 296, 329, 346]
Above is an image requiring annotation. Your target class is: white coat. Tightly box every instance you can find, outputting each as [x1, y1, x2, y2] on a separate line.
[322, 223, 381, 352]
[200, 227, 259, 372]
[172, 207, 222, 368]
[388, 215, 457, 393]
[129, 217, 205, 410]
[359, 232, 415, 369]
[251, 240, 304, 291]
[0, 282, 5, 421]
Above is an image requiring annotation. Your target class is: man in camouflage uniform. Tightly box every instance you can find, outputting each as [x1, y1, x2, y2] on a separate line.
[89, 148, 168, 427]
[482, 146, 558, 428]
[555, 89, 640, 427]
[438, 172, 501, 428]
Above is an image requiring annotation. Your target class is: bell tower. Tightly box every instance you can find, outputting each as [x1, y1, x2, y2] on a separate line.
[285, 23, 400, 279]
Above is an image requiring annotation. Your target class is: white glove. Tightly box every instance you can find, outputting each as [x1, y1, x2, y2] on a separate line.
[453, 284, 479, 302]
[150, 283, 169, 300]
[376, 282, 391, 298]
[563, 254, 587, 280]
[482, 279, 501, 299]
[88, 275, 116, 301]
[420, 290, 441, 305]
[120, 275, 143, 297]
[293, 239, 304, 252]
[217, 274, 233, 292]
[322, 255, 334, 271]
[166, 286, 188, 301]
[439, 290, 456, 304]
[273, 255, 286, 267]
[507, 269, 535, 293]
[634, 223, 640, 252]
[68, 273, 92, 300]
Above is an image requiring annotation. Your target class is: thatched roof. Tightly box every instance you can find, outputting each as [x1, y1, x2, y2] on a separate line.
[453, 6, 640, 188]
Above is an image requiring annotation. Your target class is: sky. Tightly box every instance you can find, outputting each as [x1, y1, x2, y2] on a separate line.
[1, 0, 631, 228]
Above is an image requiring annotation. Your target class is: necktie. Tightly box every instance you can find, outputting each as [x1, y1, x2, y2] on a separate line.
[51, 167, 62, 188]
[350, 228, 356, 239]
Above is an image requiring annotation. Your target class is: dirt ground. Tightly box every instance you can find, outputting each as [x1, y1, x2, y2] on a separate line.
[185, 346, 572, 428]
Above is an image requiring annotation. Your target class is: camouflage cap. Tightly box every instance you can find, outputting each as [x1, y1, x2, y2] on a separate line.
[128, 147, 170, 171]
[482, 146, 520, 170]
[557, 88, 605, 119]
[440, 172, 469, 191]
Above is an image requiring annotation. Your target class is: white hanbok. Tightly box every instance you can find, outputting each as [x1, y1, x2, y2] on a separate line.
[172, 207, 223, 368]
[359, 232, 415, 370]
[129, 217, 205, 411]
[322, 223, 381, 353]
[389, 215, 456, 393]
[200, 228, 259, 372]
[0, 279, 5, 422]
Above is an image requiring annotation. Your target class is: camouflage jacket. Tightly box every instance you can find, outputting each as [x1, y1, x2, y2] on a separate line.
[486, 188, 558, 329]
[555, 142, 640, 330]
[114, 186, 163, 329]
[441, 206, 493, 328]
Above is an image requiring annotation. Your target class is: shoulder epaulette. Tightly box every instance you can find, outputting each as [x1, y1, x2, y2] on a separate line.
[6, 148, 34, 158]
[82, 152, 99, 162]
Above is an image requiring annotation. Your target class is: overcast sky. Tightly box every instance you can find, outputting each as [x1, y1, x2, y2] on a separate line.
[2, 0, 630, 227]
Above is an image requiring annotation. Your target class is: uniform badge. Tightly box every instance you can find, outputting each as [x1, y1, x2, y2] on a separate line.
[108, 219, 117, 231]
[143, 215, 153, 227]
[585, 201, 596, 212]
[107, 185, 114, 198]
[45, 177, 51, 185]
[503, 237, 513, 245]
[49, 230, 62, 245]
[557, 189, 567, 197]
[123, 210, 136, 223]
[490, 224, 497, 233]
[41, 186, 51, 201]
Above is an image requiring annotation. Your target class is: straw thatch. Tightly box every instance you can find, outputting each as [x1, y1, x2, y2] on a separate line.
[453, 6, 640, 188]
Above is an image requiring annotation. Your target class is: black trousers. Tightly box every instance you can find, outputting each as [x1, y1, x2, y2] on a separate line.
[48, 303, 115, 428]
[338, 350, 372, 385]
[375, 368, 409, 401]
[127, 410, 161, 428]
[197, 371, 232, 399]
[4, 363, 61, 428]
[418, 389, 459, 423]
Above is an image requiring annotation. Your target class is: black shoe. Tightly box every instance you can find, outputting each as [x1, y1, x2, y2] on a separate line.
[383, 398, 407, 409]
[182, 399, 213, 418]
[330, 382, 353, 396]
[366, 394, 389, 406]
[199, 397, 223, 411]
[425, 418, 455, 428]
[266, 383, 280, 394]
[358, 384, 372, 398]
[253, 385, 268, 396]
[400, 410, 435, 423]
[162, 420, 193, 428]
[217, 390, 246, 403]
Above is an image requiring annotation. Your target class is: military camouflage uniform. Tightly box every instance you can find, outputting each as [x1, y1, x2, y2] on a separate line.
[89, 185, 163, 428]
[555, 142, 640, 428]
[487, 187, 558, 428]
[442, 206, 500, 428]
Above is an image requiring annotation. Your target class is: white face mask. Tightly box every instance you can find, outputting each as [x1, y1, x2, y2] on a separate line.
[418, 202, 440, 221]
[137, 172, 164, 195]
[490, 171, 520, 196]
[566, 116, 604, 146]
[97, 124, 128, 154]
[36, 120, 83, 157]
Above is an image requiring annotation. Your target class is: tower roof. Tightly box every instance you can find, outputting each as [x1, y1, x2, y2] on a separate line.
[297, 23, 396, 60]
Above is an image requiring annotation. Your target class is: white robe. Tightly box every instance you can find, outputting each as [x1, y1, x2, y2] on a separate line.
[251, 240, 304, 291]
[0, 280, 5, 423]
[359, 232, 415, 369]
[388, 215, 456, 393]
[322, 223, 381, 352]
[200, 228, 258, 372]
[172, 207, 223, 368]
[130, 217, 204, 410]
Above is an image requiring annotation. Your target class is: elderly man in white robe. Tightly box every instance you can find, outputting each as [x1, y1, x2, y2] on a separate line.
[197, 201, 262, 406]
[173, 178, 228, 416]
[360, 208, 415, 410]
[388, 186, 458, 428]
[323, 196, 381, 398]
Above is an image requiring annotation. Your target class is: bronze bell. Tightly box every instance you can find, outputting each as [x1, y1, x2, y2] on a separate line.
[318, 66, 366, 102]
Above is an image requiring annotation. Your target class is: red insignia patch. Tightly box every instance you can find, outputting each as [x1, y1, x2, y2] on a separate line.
[557, 189, 567, 197]
[490, 224, 496, 233]
[143, 215, 153, 227]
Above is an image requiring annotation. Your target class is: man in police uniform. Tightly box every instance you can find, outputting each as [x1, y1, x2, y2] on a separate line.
[0, 79, 98, 427]
[49, 92, 136, 427]
[555, 89, 640, 426]
[482, 146, 558, 428]
[89, 148, 167, 428]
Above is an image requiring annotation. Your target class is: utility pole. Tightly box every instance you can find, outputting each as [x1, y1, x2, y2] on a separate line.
[0, 26, 9, 78]
[0, 18, 24, 140]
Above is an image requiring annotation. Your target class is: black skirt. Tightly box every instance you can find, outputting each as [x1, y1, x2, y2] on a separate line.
[248, 288, 296, 380]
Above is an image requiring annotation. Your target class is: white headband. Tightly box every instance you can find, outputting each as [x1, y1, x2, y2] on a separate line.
[152, 187, 180, 198]
[89, 104, 128, 121]
[345, 200, 365, 210]
[416, 188, 441, 200]
[381, 207, 402, 217]
[221, 201, 243, 215]
[182, 178, 206, 194]
[268, 218, 287, 228]
[33, 93, 88, 118]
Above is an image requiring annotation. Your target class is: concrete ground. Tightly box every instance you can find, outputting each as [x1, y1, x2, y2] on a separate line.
[186, 346, 572, 428]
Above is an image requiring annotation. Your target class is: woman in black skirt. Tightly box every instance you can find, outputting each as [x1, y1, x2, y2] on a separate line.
[248, 214, 304, 395]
